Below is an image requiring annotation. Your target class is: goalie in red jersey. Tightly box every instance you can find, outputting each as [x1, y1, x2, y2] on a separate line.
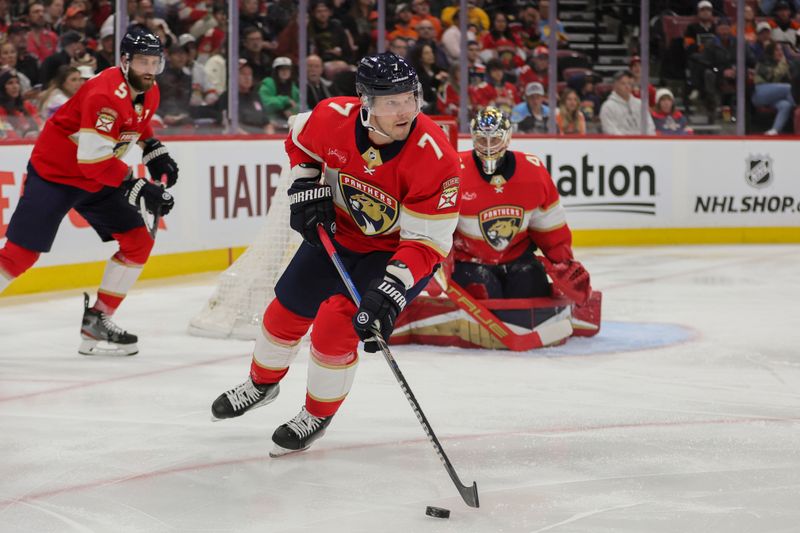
[0, 26, 178, 356]
[394, 107, 600, 350]
[211, 52, 461, 456]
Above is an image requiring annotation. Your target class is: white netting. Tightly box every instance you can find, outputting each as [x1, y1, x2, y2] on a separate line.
[188, 116, 458, 340]
[188, 168, 301, 339]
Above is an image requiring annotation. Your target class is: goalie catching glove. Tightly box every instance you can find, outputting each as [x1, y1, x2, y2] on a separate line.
[288, 163, 336, 247]
[353, 261, 409, 353]
[121, 176, 175, 216]
[539, 256, 591, 305]
[141, 138, 179, 188]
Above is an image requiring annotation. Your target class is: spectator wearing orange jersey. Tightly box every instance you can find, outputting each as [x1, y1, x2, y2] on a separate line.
[409, 0, 441, 38]
[388, 3, 419, 44]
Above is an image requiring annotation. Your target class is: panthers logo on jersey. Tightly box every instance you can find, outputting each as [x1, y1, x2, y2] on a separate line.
[339, 173, 398, 235]
[479, 205, 524, 251]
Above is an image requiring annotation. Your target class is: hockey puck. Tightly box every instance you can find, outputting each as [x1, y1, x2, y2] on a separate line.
[425, 506, 450, 519]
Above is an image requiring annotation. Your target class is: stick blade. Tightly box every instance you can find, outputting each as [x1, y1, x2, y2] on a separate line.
[459, 481, 480, 508]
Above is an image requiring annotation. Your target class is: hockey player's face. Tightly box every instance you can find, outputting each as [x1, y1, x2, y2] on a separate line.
[127, 54, 161, 92]
[370, 92, 419, 141]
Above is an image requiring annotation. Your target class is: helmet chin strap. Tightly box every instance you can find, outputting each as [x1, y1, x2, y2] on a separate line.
[359, 105, 393, 140]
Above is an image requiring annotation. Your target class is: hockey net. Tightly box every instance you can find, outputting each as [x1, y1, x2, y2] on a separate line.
[188, 115, 459, 340]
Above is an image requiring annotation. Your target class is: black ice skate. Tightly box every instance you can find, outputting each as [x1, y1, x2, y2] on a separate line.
[270, 406, 333, 457]
[211, 379, 279, 421]
[79, 293, 138, 356]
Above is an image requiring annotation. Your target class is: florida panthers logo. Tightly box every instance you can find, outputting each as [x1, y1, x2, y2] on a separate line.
[340, 174, 398, 235]
[479, 205, 524, 251]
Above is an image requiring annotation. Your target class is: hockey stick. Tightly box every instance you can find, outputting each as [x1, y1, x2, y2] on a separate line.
[432, 269, 574, 351]
[139, 174, 167, 239]
[317, 226, 480, 509]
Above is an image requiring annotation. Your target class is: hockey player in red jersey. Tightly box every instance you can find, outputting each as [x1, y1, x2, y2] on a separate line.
[0, 26, 179, 356]
[451, 106, 592, 333]
[211, 52, 461, 457]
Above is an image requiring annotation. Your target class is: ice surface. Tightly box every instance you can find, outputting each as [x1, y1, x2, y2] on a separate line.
[1, 245, 799, 532]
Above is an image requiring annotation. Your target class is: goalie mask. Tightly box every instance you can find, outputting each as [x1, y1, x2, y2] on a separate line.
[355, 52, 422, 136]
[470, 107, 512, 175]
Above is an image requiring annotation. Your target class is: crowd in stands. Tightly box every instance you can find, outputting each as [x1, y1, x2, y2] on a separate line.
[1, 0, 799, 139]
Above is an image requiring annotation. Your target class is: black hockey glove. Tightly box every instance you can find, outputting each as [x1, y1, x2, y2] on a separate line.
[141, 138, 179, 188]
[353, 268, 408, 353]
[288, 166, 335, 247]
[121, 177, 175, 216]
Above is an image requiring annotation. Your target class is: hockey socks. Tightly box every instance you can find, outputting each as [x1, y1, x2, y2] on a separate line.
[0, 240, 40, 293]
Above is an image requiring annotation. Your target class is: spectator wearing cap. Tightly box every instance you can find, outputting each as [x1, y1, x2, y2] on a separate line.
[651, 88, 692, 135]
[768, 0, 800, 49]
[38, 64, 81, 119]
[95, 23, 115, 73]
[308, 0, 353, 64]
[759, 0, 800, 15]
[440, 2, 489, 32]
[685, 0, 717, 102]
[387, 3, 419, 45]
[0, 68, 43, 139]
[157, 43, 194, 128]
[241, 25, 273, 85]
[179, 33, 213, 106]
[26, 2, 59, 63]
[511, 81, 549, 134]
[470, 58, 519, 116]
[63, 4, 91, 41]
[752, 41, 795, 135]
[516, 45, 549, 96]
[410, 0, 442, 39]
[555, 88, 586, 135]
[148, 17, 178, 49]
[6, 23, 40, 88]
[629, 56, 656, 106]
[599, 70, 655, 135]
[305, 54, 333, 110]
[259, 56, 298, 130]
[216, 59, 271, 133]
[748, 21, 774, 64]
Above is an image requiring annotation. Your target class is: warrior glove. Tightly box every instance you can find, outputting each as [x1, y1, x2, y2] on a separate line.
[121, 177, 175, 216]
[288, 163, 335, 247]
[353, 263, 409, 353]
[142, 138, 179, 188]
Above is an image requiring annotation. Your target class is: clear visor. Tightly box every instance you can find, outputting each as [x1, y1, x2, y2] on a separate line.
[472, 133, 508, 161]
[127, 54, 165, 75]
[363, 88, 422, 117]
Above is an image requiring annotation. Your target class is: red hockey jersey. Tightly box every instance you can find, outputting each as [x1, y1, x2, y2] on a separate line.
[453, 150, 573, 265]
[286, 97, 461, 286]
[31, 67, 160, 192]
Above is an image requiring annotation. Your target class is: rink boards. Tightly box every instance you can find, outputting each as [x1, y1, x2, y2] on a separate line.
[0, 135, 798, 295]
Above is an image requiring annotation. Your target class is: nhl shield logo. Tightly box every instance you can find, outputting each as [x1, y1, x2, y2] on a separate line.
[339, 173, 398, 235]
[745, 155, 773, 189]
[479, 205, 524, 251]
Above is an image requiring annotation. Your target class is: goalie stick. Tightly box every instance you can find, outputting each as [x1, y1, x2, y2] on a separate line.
[432, 269, 573, 351]
[317, 225, 480, 509]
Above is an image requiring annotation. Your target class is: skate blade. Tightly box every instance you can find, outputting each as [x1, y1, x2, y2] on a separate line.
[269, 443, 310, 458]
[79, 339, 138, 356]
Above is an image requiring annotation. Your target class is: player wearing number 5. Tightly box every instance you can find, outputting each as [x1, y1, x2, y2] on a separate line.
[0, 25, 179, 356]
[211, 52, 461, 456]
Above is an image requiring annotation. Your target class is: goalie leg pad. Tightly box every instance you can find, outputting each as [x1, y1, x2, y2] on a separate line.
[306, 295, 360, 417]
[251, 299, 313, 383]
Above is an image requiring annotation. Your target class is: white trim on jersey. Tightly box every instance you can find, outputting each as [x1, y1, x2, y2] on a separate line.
[528, 201, 567, 232]
[399, 205, 458, 258]
[76, 128, 117, 164]
[290, 111, 324, 163]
